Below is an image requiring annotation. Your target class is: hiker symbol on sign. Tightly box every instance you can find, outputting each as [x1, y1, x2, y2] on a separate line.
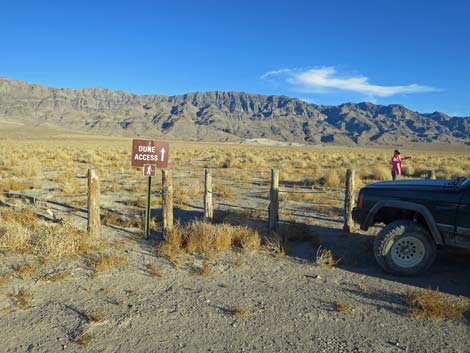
[143, 164, 156, 177]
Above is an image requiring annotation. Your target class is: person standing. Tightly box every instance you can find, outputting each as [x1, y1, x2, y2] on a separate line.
[390, 149, 411, 180]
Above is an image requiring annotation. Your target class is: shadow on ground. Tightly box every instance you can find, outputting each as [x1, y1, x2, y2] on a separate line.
[17, 190, 470, 298]
[307, 225, 470, 297]
[149, 207, 470, 297]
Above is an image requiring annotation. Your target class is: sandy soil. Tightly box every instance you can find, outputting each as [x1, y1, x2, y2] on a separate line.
[1, 212, 469, 353]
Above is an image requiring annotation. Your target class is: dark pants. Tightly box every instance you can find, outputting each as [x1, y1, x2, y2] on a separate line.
[392, 171, 400, 180]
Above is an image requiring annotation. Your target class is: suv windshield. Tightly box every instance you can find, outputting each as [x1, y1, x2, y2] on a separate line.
[448, 176, 469, 186]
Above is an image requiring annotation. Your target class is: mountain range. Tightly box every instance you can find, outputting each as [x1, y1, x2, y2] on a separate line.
[0, 77, 468, 146]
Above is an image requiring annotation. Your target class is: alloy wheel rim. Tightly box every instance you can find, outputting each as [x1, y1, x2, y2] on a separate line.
[390, 236, 425, 268]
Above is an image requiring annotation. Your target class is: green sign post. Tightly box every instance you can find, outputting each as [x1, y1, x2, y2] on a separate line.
[144, 174, 152, 238]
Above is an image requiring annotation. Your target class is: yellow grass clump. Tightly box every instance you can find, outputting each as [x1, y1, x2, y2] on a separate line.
[406, 288, 470, 320]
[335, 301, 352, 314]
[196, 261, 211, 276]
[89, 252, 129, 273]
[18, 158, 42, 178]
[227, 306, 251, 317]
[85, 308, 106, 323]
[158, 221, 261, 261]
[75, 331, 94, 346]
[0, 208, 98, 259]
[8, 288, 33, 309]
[0, 179, 34, 191]
[16, 262, 40, 279]
[368, 165, 391, 180]
[316, 246, 341, 268]
[263, 232, 286, 256]
[146, 263, 163, 279]
[324, 170, 343, 188]
[0, 272, 12, 286]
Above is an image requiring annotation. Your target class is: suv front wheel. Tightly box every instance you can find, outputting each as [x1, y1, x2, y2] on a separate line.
[374, 220, 437, 276]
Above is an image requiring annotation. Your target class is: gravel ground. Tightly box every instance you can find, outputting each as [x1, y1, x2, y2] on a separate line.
[1, 217, 469, 353]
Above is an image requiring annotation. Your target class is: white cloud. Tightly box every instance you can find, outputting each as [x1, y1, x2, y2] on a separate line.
[262, 66, 440, 97]
[260, 69, 295, 80]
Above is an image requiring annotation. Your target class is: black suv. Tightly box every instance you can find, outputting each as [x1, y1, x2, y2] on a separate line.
[352, 177, 470, 275]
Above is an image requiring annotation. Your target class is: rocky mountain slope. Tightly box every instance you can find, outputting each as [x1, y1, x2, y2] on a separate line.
[0, 77, 468, 145]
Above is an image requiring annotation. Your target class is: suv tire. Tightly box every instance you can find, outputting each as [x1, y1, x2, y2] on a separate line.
[374, 220, 436, 276]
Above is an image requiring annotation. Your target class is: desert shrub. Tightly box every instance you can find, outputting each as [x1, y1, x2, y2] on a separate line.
[362, 165, 390, 181]
[19, 158, 42, 178]
[0, 179, 33, 191]
[438, 165, 465, 179]
[324, 170, 343, 188]
[401, 163, 415, 177]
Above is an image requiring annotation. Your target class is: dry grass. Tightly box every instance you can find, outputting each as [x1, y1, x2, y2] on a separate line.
[17, 158, 42, 178]
[263, 232, 286, 256]
[279, 221, 321, 246]
[214, 183, 236, 200]
[102, 210, 141, 228]
[158, 221, 261, 262]
[196, 261, 211, 276]
[406, 288, 470, 320]
[361, 165, 390, 181]
[0, 179, 34, 191]
[74, 331, 94, 346]
[335, 301, 351, 314]
[44, 270, 71, 282]
[0, 208, 99, 259]
[129, 182, 147, 194]
[0, 272, 12, 286]
[227, 306, 251, 317]
[89, 252, 129, 273]
[8, 288, 33, 309]
[55, 172, 82, 194]
[323, 170, 343, 188]
[233, 256, 242, 267]
[15, 262, 40, 279]
[146, 263, 163, 279]
[173, 186, 191, 207]
[85, 308, 106, 323]
[316, 246, 341, 268]
[356, 279, 366, 290]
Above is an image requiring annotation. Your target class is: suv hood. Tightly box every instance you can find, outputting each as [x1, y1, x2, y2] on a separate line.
[366, 179, 456, 188]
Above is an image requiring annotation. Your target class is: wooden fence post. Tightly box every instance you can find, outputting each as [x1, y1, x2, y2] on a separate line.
[343, 169, 355, 233]
[268, 169, 279, 233]
[204, 169, 213, 221]
[162, 169, 174, 235]
[428, 170, 436, 180]
[87, 168, 100, 238]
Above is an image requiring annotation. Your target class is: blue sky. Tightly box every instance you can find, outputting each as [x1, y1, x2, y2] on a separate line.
[1, 0, 469, 115]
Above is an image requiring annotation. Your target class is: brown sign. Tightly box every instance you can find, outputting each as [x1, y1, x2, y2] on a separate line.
[143, 164, 157, 177]
[131, 139, 169, 168]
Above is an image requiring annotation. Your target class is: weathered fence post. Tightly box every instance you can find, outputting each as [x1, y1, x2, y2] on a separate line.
[204, 169, 213, 221]
[343, 169, 355, 233]
[428, 170, 436, 180]
[162, 169, 174, 236]
[87, 168, 100, 238]
[268, 169, 279, 233]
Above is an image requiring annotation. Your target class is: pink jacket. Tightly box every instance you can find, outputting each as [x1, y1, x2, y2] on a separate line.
[391, 155, 410, 174]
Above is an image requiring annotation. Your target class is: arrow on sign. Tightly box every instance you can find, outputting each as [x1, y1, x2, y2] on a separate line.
[160, 147, 166, 161]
